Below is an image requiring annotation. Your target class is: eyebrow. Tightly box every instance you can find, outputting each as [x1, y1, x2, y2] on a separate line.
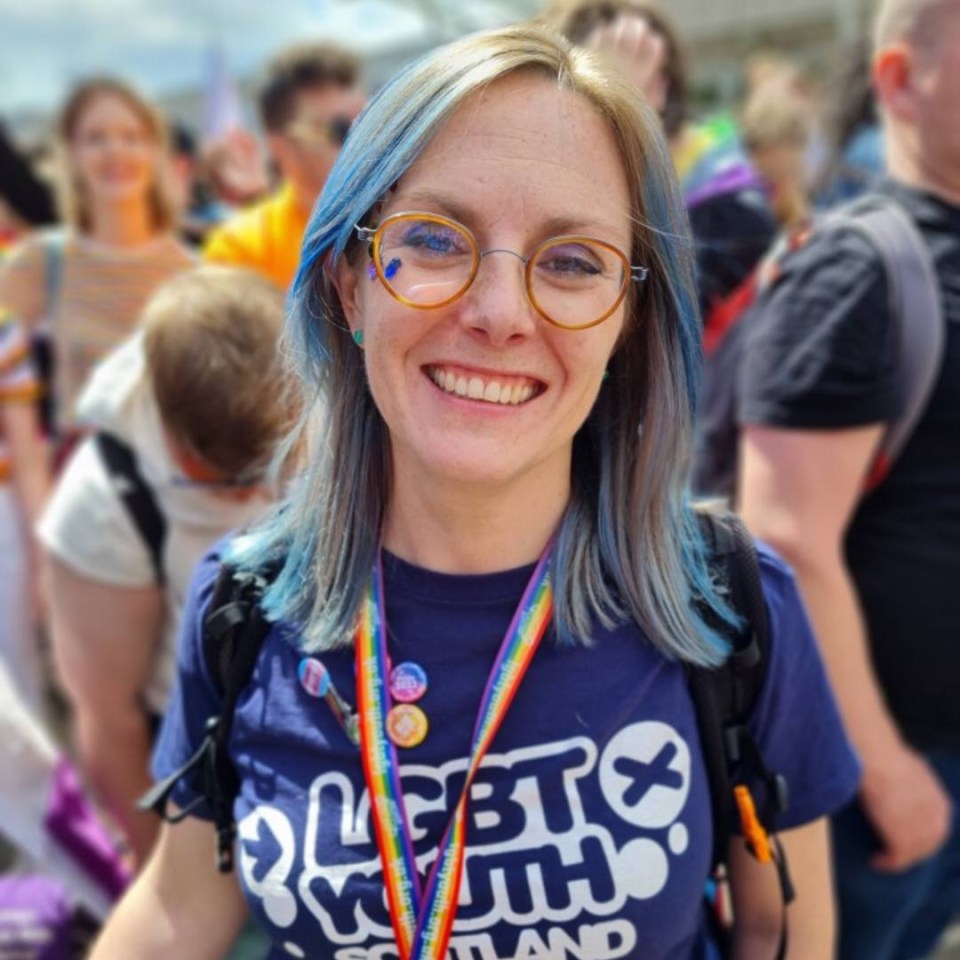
[389, 188, 627, 241]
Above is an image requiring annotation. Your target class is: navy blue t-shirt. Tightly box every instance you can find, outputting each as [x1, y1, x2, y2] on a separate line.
[154, 543, 859, 960]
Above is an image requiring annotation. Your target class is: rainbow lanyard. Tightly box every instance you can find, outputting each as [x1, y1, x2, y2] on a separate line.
[354, 549, 554, 960]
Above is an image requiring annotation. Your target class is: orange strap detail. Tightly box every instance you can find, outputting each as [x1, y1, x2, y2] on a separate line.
[734, 784, 773, 864]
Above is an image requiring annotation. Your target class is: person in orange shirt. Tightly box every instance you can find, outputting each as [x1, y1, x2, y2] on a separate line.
[203, 43, 365, 290]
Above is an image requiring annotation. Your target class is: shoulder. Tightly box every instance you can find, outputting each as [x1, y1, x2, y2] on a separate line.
[156, 235, 196, 269]
[763, 201, 893, 308]
[739, 200, 903, 429]
[38, 436, 158, 588]
[202, 197, 274, 265]
[0, 233, 47, 312]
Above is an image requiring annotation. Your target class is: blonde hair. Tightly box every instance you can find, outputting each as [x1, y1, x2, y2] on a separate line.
[874, 0, 953, 52]
[741, 87, 811, 152]
[143, 266, 298, 479]
[56, 77, 177, 234]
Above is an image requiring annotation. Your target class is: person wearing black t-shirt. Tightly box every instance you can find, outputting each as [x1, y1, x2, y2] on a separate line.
[737, 1, 960, 957]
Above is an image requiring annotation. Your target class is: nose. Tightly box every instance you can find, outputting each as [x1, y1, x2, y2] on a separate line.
[459, 249, 537, 345]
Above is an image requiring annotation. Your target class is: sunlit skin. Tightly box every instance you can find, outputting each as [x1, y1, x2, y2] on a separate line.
[336, 73, 633, 566]
[68, 92, 160, 214]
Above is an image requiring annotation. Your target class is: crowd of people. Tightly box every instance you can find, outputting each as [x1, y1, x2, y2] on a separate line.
[0, 0, 957, 957]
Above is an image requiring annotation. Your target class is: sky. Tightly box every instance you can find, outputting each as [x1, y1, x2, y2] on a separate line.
[0, 0, 534, 119]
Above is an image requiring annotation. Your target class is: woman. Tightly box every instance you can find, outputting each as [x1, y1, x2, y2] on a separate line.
[0, 77, 192, 722]
[95, 25, 858, 959]
[0, 76, 193, 446]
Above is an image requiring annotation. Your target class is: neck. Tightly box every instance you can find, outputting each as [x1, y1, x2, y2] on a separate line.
[88, 201, 156, 247]
[287, 179, 317, 218]
[383, 470, 571, 575]
[886, 129, 960, 206]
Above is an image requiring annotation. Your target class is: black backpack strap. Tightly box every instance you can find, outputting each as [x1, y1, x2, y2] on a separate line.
[691, 511, 794, 956]
[139, 563, 272, 872]
[691, 513, 769, 865]
[94, 431, 167, 584]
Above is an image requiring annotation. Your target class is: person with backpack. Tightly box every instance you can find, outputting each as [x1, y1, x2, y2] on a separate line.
[39, 266, 297, 868]
[734, 1, 960, 957]
[93, 25, 858, 959]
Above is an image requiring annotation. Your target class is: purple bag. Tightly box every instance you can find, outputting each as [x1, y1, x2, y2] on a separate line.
[43, 758, 131, 901]
[0, 875, 73, 960]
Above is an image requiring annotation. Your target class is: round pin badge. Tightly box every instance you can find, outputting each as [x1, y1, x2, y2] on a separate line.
[389, 661, 428, 704]
[386, 703, 429, 749]
[298, 657, 331, 698]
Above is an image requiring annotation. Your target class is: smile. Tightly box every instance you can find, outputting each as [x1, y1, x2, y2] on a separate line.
[425, 365, 544, 406]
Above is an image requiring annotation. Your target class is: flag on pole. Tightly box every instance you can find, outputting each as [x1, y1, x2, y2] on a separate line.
[202, 44, 243, 144]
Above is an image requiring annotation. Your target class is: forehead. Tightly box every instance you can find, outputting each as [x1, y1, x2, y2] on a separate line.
[395, 73, 632, 240]
[74, 92, 150, 133]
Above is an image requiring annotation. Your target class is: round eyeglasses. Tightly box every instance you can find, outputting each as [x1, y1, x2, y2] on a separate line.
[355, 212, 648, 331]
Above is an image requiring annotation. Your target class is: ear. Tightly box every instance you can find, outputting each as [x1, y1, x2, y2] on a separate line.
[873, 43, 917, 121]
[329, 252, 364, 333]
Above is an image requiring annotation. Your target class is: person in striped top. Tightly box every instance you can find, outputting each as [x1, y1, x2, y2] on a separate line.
[0, 77, 193, 448]
[0, 308, 49, 713]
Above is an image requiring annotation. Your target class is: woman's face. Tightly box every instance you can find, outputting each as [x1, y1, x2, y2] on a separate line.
[338, 72, 634, 494]
[68, 91, 161, 211]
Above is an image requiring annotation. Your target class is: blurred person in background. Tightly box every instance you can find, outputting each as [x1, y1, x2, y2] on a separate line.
[0, 81, 193, 718]
[0, 309, 48, 715]
[203, 42, 364, 289]
[0, 77, 194, 462]
[741, 83, 813, 231]
[41, 266, 297, 867]
[545, 0, 777, 337]
[736, 0, 960, 955]
[813, 37, 886, 209]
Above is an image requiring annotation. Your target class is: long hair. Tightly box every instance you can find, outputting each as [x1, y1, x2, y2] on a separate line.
[55, 77, 176, 234]
[230, 24, 735, 666]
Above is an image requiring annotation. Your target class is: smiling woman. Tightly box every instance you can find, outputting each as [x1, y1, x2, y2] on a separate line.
[0, 77, 192, 442]
[94, 22, 859, 960]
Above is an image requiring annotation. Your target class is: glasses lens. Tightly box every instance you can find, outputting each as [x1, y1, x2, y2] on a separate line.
[376, 216, 476, 307]
[529, 239, 628, 328]
[328, 116, 353, 147]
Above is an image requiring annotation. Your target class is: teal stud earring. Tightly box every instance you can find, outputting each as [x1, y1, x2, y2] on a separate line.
[602, 368, 610, 382]
[352, 329, 364, 347]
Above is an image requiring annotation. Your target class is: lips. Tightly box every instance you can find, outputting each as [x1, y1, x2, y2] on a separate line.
[425, 364, 544, 405]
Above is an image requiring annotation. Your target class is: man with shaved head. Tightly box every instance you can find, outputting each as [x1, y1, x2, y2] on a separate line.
[736, 0, 960, 955]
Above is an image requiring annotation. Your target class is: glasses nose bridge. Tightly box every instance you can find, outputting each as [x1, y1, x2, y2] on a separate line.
[473, 246, 531, 299]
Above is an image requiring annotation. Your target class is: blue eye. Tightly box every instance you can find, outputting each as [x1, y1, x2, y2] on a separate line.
[400, 222, 469, 257]
[384, 258, 402, 279]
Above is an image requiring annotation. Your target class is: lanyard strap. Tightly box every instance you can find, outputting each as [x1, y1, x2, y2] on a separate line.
[355, 550, 554, 960]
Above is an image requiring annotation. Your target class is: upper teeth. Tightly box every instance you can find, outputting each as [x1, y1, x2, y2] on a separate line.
[428, 367, 538, 405]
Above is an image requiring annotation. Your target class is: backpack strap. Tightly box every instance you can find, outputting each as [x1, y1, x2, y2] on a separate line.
[838, 198, 945, 489]
[94, 431, 167, 584]
[690, 511, 794, 955]
[138, 563, 272, 872]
